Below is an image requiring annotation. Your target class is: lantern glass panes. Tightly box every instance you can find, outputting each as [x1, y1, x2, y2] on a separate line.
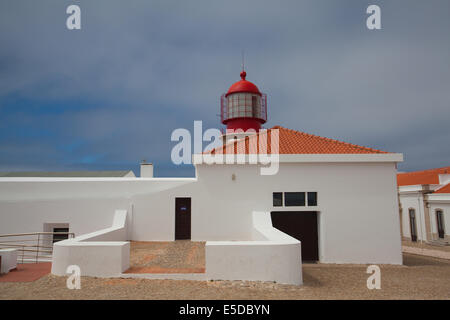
[227, 93, 261, 119]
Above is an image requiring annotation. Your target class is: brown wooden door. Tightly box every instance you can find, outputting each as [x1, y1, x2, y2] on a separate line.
[175, 197, 191, 240]
[271, 211, 319, 262]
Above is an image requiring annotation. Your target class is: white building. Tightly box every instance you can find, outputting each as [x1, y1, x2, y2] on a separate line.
[398, 166, 450, 243]
[0, 71, 404, 285]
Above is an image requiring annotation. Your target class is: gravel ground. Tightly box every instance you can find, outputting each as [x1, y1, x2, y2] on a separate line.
[402, 240, 450, 252]
[128, 241, 205, 271]
[1, 253, 449, 300]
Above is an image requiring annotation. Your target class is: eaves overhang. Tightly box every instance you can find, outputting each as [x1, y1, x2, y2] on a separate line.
[193, 153, 403, 165]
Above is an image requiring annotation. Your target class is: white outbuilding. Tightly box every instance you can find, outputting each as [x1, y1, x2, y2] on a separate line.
[398, 166, 450, 243]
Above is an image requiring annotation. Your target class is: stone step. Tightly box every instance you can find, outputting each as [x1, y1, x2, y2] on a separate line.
[427, 240, 449, 247]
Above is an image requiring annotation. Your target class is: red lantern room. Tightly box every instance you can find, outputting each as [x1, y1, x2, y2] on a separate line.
[220, 70, 267, 132]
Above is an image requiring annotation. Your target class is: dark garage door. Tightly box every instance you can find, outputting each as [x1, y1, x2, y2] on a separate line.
[271, 211, 319, 262]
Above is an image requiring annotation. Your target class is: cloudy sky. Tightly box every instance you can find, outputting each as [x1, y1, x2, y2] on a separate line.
[0, 0, 449, 176]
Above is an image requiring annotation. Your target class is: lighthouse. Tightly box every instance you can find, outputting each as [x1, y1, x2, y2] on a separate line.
[220, 70, 267, 133]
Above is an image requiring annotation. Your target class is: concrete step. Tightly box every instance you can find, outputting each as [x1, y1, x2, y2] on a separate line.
[428, 240, 449, 247]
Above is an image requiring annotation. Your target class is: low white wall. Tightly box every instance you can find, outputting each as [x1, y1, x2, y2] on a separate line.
[0, 249, 17, 274]
[205, 211, 302, 285]
[51, 210, 130, 277]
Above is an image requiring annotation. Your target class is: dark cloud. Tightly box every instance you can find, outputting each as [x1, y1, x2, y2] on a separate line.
[0, 0, 449, 176]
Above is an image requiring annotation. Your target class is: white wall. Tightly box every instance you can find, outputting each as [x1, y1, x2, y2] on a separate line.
[206, 211, 302, 285]
[0, 178, 194, 240]
[0, 249, 17, 274]
[428, 196, 450, 239]
[399, 192, 427, 241]
[438, 174, 450, 185]
[0, 198, 129, 237]
[51, 210, 130, 277]
[130, 182, 196, 241]
[399, 189, 450, 241]
[194, 162, 402, 264]
[0, 161, 402, 265]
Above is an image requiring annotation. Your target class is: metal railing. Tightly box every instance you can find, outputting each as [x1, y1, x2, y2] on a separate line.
[0, 232, 75, 263]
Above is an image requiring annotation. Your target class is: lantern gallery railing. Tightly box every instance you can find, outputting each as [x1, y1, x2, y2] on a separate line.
[0, 231, 75, 263]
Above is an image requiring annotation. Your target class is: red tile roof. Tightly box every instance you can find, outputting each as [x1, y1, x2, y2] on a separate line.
[434, 183, 450, 194]
[206, 126, 389, 155]
[397, 166, 450, 186]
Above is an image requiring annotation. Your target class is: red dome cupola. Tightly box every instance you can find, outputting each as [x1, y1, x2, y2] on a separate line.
[226, 71, 261, 96]
[220, 70, 267, 132]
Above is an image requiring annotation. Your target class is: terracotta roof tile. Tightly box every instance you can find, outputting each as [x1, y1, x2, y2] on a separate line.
[397, 166, 450, 186]
[206, 126, 389, 155]
[434, 183, 450, 194]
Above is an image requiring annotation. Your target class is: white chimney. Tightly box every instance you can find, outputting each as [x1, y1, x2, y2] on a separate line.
[140, 161, 153, 178]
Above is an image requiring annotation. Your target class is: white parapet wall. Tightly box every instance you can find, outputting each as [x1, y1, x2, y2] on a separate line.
[51, 210, 130, 277]
[0, 249, 18, 274]
[205, 211, 302, 285]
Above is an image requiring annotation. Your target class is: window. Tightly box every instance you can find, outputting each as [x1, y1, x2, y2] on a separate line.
[307, 192, 318, 206]
[252, 96, 258, 117]
[285, 192, 305, 206]
[227, 93, 261, 118]
[273, 192, 283, 207]
[274, 192, 318, 207]
[53, 227, 69, 243]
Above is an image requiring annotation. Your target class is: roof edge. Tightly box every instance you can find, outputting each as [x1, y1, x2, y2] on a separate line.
[193, 153, 403, 165]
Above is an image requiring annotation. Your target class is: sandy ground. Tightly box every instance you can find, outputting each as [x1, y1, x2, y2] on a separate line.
[127, 241, 205, 273]
[1, 253, 449, 300]
[402, 240, 450, 252]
